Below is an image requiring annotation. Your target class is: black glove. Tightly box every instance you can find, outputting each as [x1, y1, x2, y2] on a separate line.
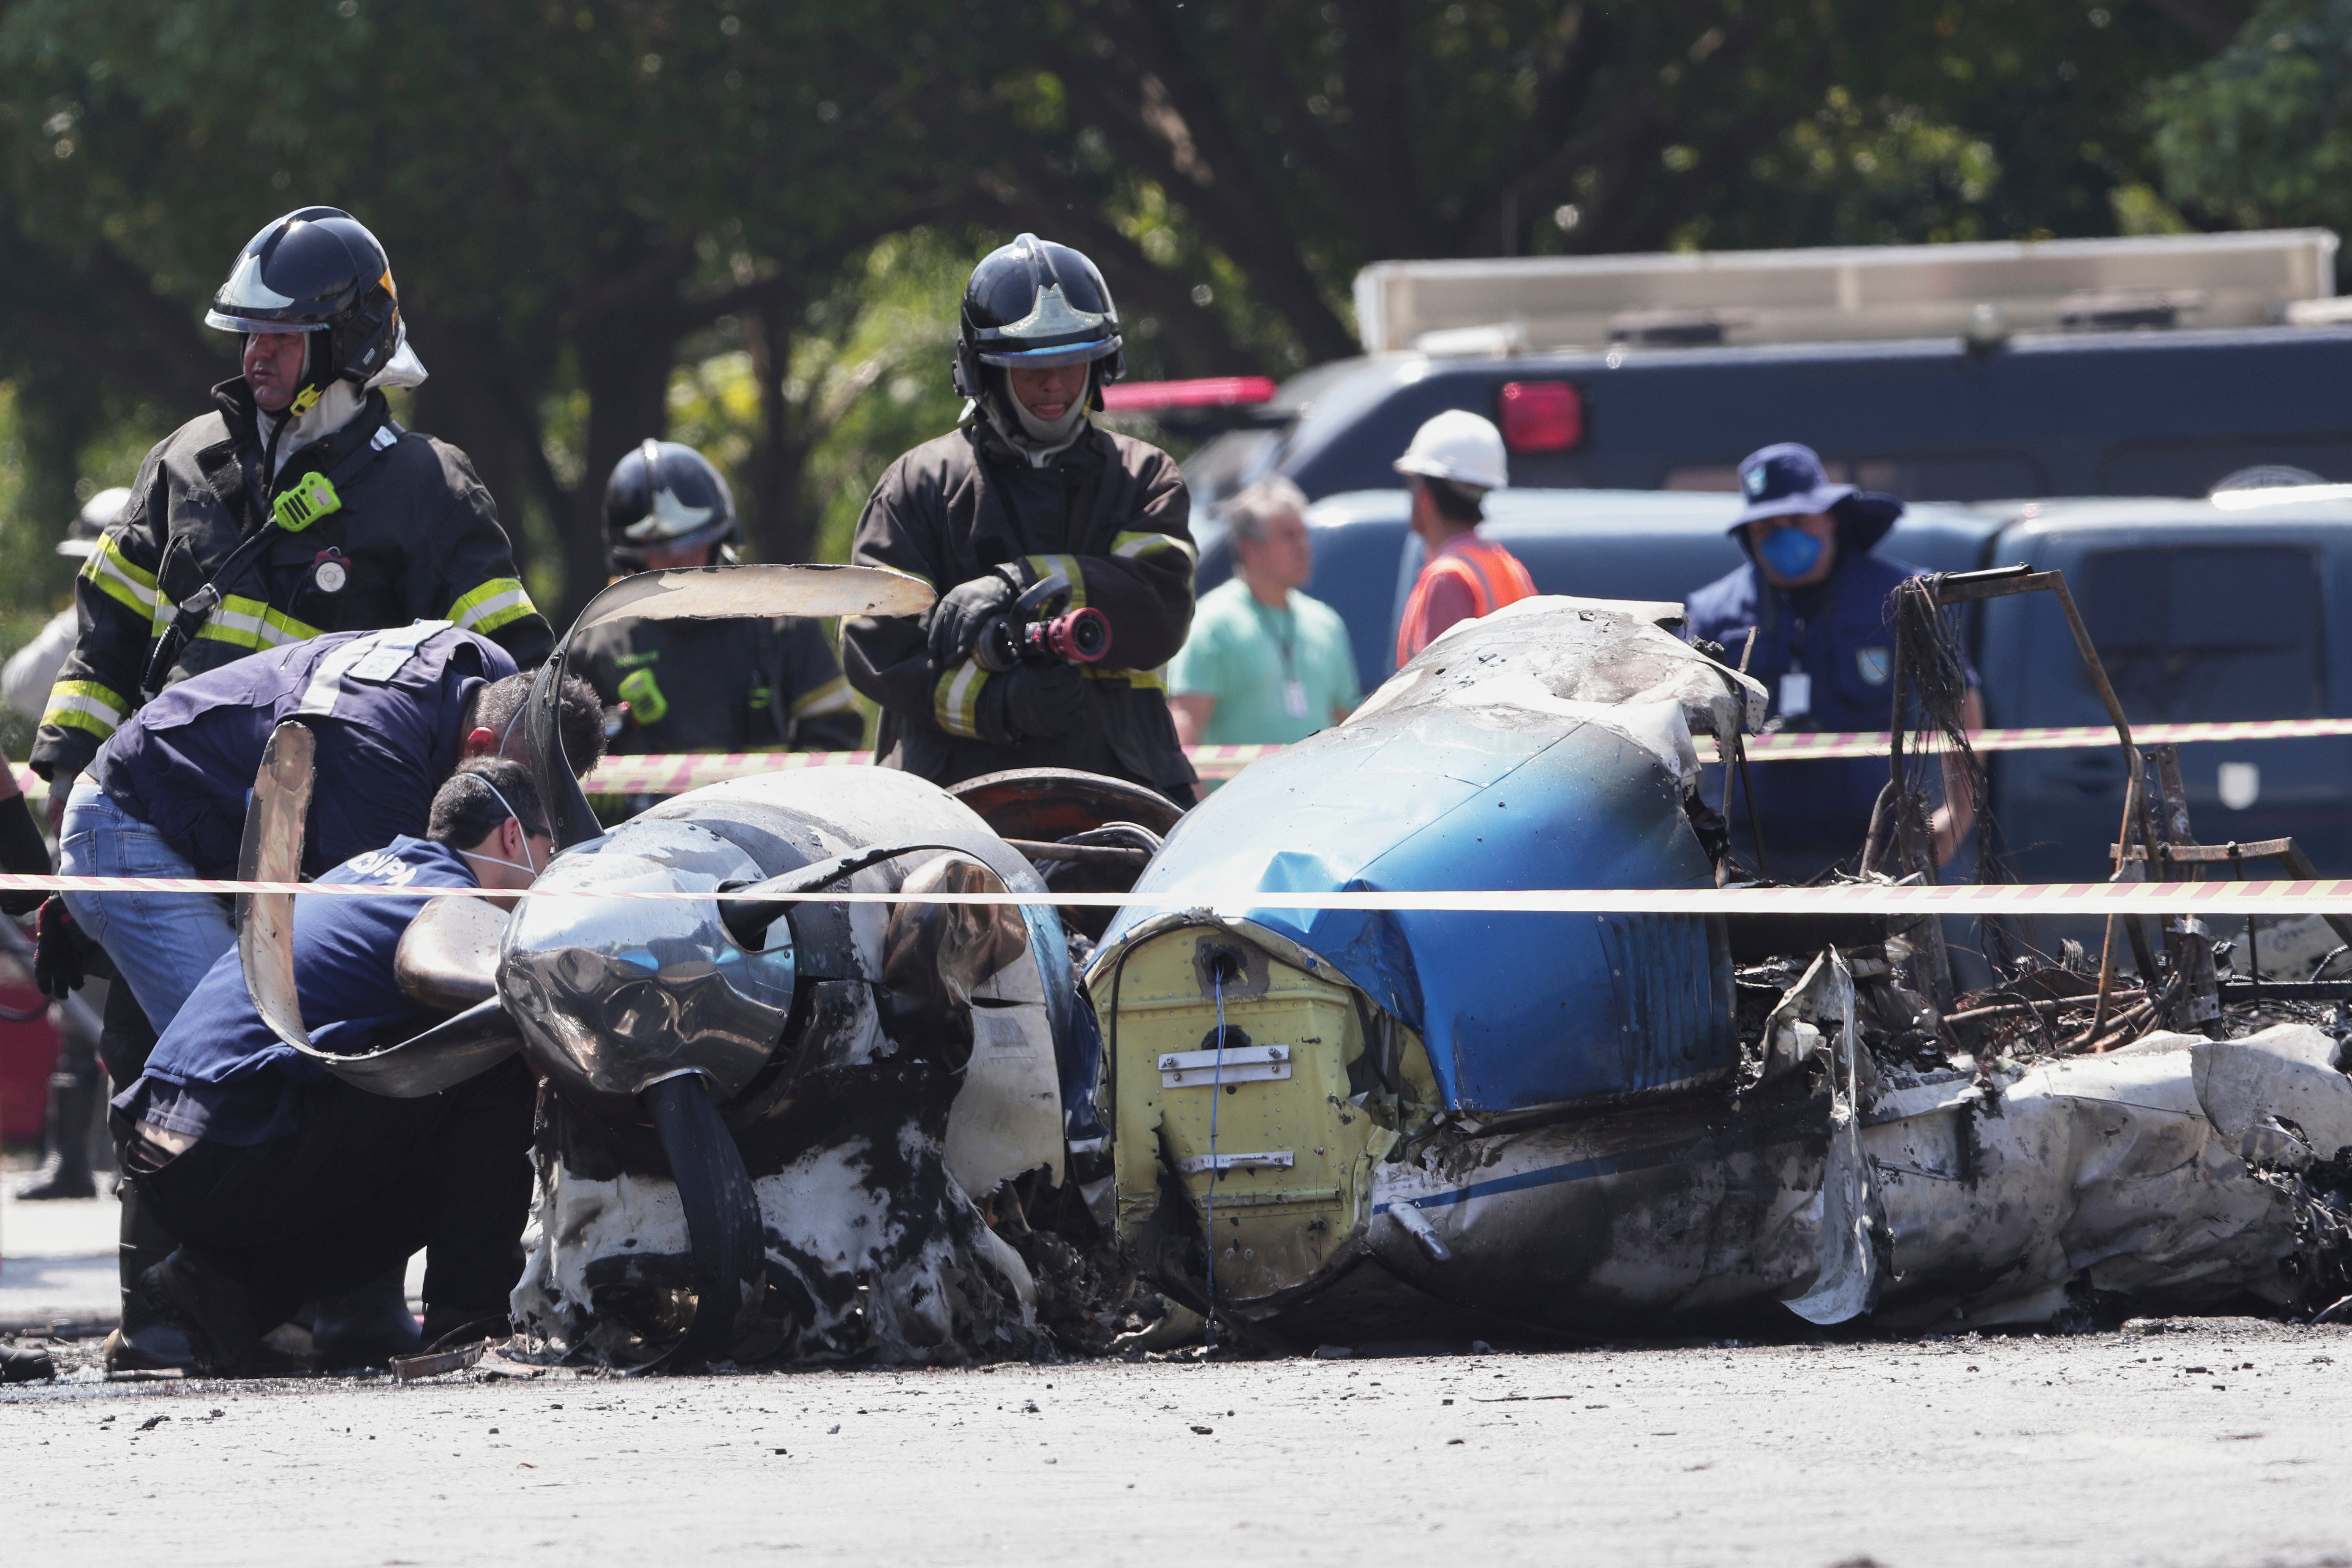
[926, 571, 1020, 668]
[985, 663, 1086, 743]
[33, 896, 84, 1000]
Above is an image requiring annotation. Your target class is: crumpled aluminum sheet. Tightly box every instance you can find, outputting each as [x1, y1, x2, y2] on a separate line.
[1865, 1022, 2352, 1329]
[1334, 951, 2352, 1336]
[1349, 595, 1768, 782]
[1356, 947, 1874, 1333]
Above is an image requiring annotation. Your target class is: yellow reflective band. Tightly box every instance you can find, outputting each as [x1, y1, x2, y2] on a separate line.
[934, 659, 990, 739]
[84, 533, 160, 620]
[1021, 553, 1087, 609]
[1083, 666, 1165, 690]
[790, 675, 856, 717]
[1111, 531, 1196, 566]
[448, 578, 539, 636]
[191, 593, 323, 653]
[40, 679, 126, 739]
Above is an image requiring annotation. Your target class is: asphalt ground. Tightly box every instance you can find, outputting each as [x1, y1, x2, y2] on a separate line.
[5, 1314, 2350, 1567]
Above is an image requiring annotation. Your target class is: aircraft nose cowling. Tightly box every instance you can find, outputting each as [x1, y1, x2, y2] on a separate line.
[500, 818, 797, 1102]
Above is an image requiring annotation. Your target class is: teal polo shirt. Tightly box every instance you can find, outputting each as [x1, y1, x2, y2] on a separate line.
[1168, 577, 1361, 745]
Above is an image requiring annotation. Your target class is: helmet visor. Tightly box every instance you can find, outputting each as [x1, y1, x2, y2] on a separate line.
[206, 248, 337, 334]
[203, 312, 325, 336]
[970, 280, 1117, 369]
[976, 335, 1118, 369]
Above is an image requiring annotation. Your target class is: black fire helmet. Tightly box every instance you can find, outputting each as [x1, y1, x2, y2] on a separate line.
[604, 439, 741, 572]
[952, 233, 1125, 415]
[205, 207, 410, 414]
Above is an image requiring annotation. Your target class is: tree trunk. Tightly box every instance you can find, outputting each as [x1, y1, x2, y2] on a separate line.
[406, 311, 542, 592]
[745, 303, 819, 568]
[13, 368, 101, 606]
[566, 299, 682, 624]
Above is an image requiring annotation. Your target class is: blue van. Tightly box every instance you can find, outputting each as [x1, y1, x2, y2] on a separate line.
[1211, 487, 2352, 880]
[1184, 326, 2352, 519]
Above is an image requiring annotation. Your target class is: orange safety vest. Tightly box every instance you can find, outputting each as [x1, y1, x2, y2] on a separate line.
[1396, 535, 1538, 666]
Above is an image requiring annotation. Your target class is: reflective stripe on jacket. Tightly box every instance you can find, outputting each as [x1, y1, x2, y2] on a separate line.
[842, 421, 1198, 801]
[30, 378, 552, 781]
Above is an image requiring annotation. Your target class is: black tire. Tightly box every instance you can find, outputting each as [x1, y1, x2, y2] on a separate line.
[641, 1074, 769, 1372]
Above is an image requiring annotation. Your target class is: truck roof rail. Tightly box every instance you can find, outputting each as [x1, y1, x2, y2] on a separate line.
[1353, 229, 2341, 356]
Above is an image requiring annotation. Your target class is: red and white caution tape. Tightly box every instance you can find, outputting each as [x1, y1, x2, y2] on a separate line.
[1739, 716, 2352, 763]
[11, 717, 2350, 803]
[547, 714, 2352, 794]
[10, 870, 2352, 916]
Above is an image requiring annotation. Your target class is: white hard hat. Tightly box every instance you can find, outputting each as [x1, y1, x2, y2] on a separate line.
[1394, 409, 1508, 492]
[59, 486, 131, 558]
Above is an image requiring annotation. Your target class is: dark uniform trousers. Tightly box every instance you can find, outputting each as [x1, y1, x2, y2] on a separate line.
[131, 1059, 536, 1329]
[30, 378, 546, 1349]
[843, 422, 1199, 803]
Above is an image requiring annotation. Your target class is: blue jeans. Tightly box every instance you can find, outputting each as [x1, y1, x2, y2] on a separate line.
[58, 776, 235, 1034]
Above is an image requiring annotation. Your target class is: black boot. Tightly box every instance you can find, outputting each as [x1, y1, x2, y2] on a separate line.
[308, 1266, 422, 1368]
[0, 1342, 56, 1383]
[136, 1249, 309, 1380]
[104, 1184, 194, 1374]
[15, 1067, 100, 1200]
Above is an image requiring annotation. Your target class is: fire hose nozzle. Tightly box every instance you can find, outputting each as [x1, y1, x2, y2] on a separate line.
[972, 570, 1114, 670]
[1035, 604, 1111, 664]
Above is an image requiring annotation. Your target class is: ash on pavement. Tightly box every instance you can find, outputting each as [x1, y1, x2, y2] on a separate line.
[7, 1316, 2351, 1567]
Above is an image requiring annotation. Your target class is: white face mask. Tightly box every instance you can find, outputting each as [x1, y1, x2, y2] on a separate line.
[457, 774, 545, 879]
[1011, 389, 1086, 446]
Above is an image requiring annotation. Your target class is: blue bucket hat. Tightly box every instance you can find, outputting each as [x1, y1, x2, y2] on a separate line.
[1732, 443, 1853, 525]
[1728, 441, 1903, 554]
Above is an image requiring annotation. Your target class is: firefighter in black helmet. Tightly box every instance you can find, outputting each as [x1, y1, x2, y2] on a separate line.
[33, 207, 551, 815]
[26, 205, 553, 1374]
[841, 233, 1198, 803]
[572, 440, 862, 786]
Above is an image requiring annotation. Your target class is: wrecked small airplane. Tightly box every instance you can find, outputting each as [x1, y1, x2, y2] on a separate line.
[236, 569, 2352, 1368]
[238, 564, 1146, 1370]
[1090, 593, 2352, 1343]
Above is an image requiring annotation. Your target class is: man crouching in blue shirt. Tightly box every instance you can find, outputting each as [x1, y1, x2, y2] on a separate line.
[112, 759, 552, 1377]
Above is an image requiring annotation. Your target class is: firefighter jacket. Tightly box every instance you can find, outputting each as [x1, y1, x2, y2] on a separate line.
[841, 421, 1198, 801]
[31, 378, 552, 782]
[572, 614, 864, 756]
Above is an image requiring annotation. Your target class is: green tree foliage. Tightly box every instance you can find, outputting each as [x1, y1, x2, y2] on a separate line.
[0, 0, 953, 616]
[0, 0, 2262, 643]
[2146, 0, 2352, 237]
[954, 1, 2233, 366]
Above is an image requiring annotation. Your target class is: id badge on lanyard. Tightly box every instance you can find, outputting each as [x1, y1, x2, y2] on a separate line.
[1282, 679, 1309, 719]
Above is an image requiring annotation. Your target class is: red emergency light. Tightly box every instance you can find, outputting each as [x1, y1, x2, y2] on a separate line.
[1497, 379, 1584, 452]
[1100, 376, 1280, 413]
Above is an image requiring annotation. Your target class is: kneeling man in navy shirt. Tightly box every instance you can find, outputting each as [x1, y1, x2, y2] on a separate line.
[114, 759, 550, 1377]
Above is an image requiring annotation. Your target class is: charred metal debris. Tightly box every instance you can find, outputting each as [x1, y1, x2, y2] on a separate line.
[259, 570, 2352, 1373]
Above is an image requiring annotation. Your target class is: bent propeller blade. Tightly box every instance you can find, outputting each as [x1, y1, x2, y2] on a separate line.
[573, 562, 934, 636]
[237, 719, 317, 1053]
[237, 721, 524, 1096]
[531, 563, 936, 851]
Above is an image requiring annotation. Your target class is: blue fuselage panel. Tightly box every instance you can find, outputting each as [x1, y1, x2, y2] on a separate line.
[1111, 706, 1737, 1113]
